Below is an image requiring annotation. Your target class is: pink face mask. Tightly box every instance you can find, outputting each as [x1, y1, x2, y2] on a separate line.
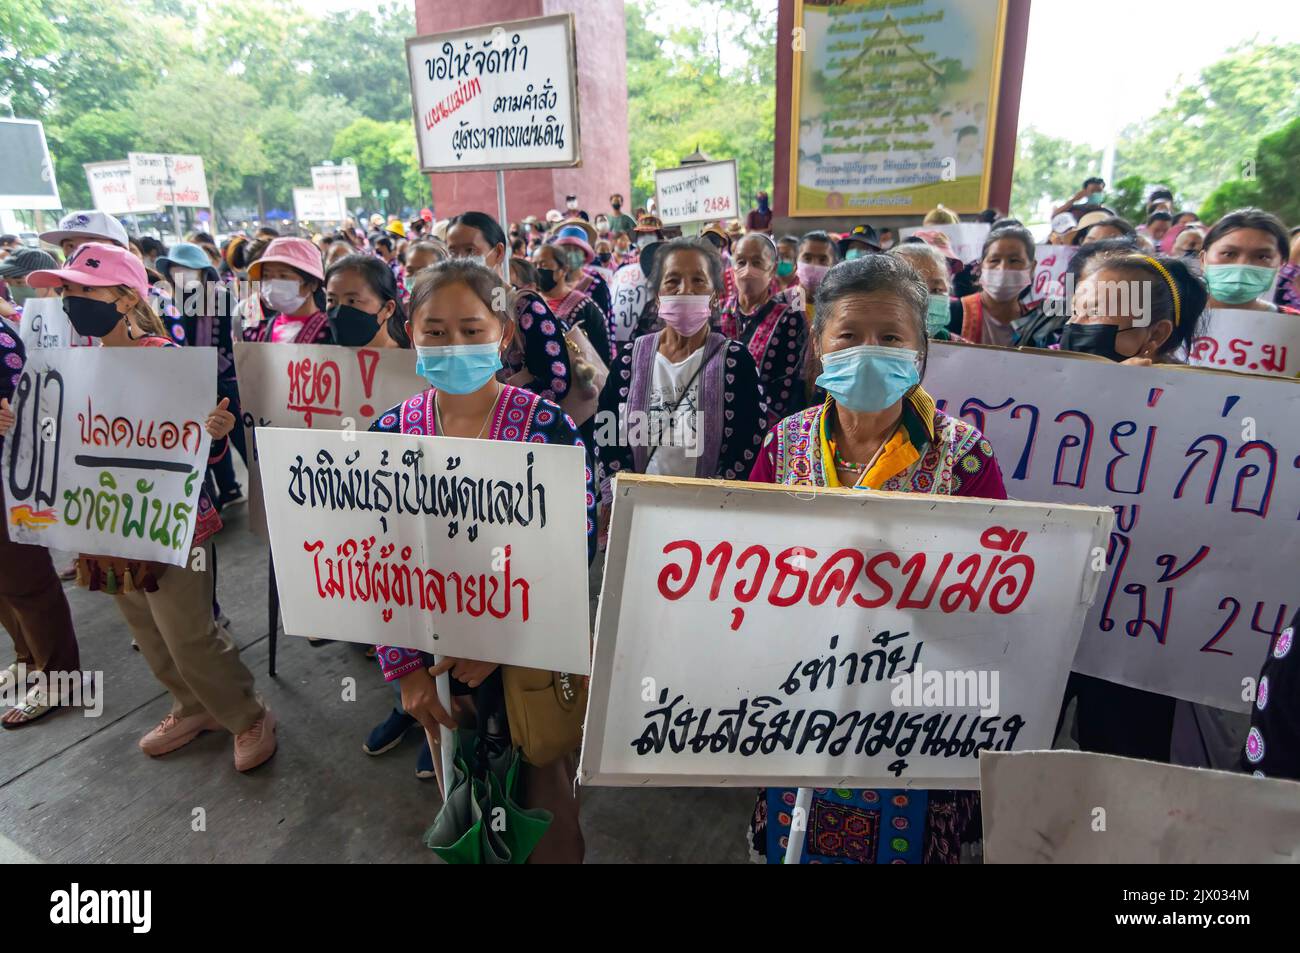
[797, 261, 830, 294]
[658, 294, 712, 335]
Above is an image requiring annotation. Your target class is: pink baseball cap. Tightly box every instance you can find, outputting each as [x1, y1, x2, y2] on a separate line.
[26, 242, 152, 299]
[247, 236, 324, 282]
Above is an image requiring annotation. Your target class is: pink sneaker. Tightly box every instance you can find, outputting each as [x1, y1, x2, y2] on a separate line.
[139, 711, 221, 756]
[234, 707, 277, 772]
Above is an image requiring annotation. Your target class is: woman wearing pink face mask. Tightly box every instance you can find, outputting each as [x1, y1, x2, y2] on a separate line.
[794, 230, 838, 317]
[593, 238, 768, 534]
[720, 233, 808, 428]
[241, 237, 331, 344]
[958, 225, 1043, 346]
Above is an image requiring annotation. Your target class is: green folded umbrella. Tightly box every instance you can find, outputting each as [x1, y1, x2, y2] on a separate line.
[424, 730, 553, 865]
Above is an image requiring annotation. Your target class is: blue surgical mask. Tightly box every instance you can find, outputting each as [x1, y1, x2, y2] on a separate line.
[926, 294, 950, 336]
[415, 343, 502, 395]
[816, 344, 920, 413]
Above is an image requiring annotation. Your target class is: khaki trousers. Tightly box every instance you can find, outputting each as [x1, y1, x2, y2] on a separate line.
[113, 543, 262, 734]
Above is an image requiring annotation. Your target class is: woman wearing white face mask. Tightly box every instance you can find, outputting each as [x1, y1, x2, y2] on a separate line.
[241, 237, 330, 344]
[593, 238, 768, 535]
[959, 225, 1043, 346]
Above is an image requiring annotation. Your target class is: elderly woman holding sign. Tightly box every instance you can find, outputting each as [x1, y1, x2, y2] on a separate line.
[747, 254, 1007, 864]
[368, 260, 596, 863]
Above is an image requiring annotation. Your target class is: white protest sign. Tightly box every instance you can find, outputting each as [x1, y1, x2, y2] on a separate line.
[1189, 307, 1300, 379]
[1031, 244, 1076, 302]
[407, 14, 581, 172]
[609, 262, 650, 344]
[127, 152, 211, 208]
[924, 342, 1300, 711]
[311, 163, 362, 198]
[0, 119, 60, 210]
[2, 347, 215, 565]
[256, 427, 591, 673]
[980, 749, 1300, 863]
[654, 159, 740, 227]
[580, 475, 1112, 789]
[899, 223, 991, 265]
[84, 160, 159, 215]
[17, 297, 91, 349]
[232, 341, 433, 538]
[292, 188, 341, 223]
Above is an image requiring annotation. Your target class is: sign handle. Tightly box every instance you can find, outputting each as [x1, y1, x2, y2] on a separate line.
[495, 169, 510, 284]
[431, 654, 456, 801]
[783, 787, 812, 864]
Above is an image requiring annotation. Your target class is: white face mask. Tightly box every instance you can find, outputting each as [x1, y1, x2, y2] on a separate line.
[981, 268, 1031, 302]
[260, 278, 307, 313]
[172, 268, 202, 293]
[636, 234, 656, 249]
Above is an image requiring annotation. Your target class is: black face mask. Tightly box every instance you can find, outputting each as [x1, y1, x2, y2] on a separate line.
[1059, 322, 1130, 363]
[611, 202, 622, 211]
[536, 267, 559, 293]
[64, 296, 123, 339]
[328, 304, 380, 347]
[596, 252, 611, 265]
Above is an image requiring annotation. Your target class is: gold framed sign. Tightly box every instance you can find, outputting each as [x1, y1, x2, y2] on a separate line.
[788, 0, 1009, 216]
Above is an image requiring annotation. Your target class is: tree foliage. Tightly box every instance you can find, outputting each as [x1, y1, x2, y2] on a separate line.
[1113, 42, 1300, 210]
[1008, 126, 1102, 220]
[2, 0, 419, 219]
[626, 0, 776, 213]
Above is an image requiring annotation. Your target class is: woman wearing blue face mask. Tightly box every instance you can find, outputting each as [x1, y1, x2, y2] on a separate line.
[368, 259, 595, 863]
[890, 241, 960, 342]
[746, 254, 1007, 864]
[1200, 208, 1297, 315]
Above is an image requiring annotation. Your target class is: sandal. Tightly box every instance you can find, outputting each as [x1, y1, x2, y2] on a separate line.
[2, 684, 61, 730]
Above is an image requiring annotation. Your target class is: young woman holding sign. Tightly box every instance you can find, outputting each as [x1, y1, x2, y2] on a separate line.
[16, 244, 278, 770]
[368, 260, 596, 863]
[746, 253, 1007, 864]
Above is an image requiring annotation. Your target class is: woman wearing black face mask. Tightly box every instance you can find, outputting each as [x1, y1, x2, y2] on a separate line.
[1058, 252, 1206, 366]
[324, 254, 409, 349]
[534, 241, 612, 366]
[1054, 251, 1208, 769]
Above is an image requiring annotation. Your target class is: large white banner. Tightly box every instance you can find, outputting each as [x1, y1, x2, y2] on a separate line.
[580, 475, 1112, 789]
[232, 341, 430, 538]
[1189, 307, 1300, 379]
[3, 347, 215, 565]
[981, 750, 1300, 863]
[127, 152, 211, 208]
[84, 160, 159, 216]
[256, 427, 591, 673]
[925, 343, 1300, 710]
[17, 298, 91, 350]
[654, 159, 740, 227]
[406, 14, 581, 172]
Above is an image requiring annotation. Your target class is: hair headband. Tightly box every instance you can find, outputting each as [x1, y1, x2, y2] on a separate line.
[1141, 255, 1181, 327]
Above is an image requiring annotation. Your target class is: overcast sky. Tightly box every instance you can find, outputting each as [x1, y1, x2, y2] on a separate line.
[320, 0, 1298, 149]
